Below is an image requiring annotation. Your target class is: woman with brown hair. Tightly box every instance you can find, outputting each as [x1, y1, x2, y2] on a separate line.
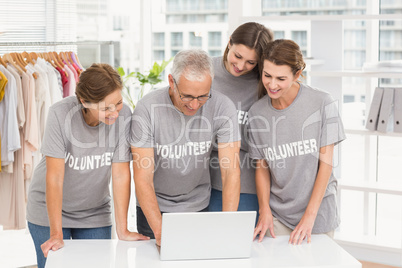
[248, 39, 346, 244]
[26, 63, 149, 268]
[209, 22, 274, 218]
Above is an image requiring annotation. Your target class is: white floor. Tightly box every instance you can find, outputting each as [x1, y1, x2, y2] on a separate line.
[0, 228, 37, 268]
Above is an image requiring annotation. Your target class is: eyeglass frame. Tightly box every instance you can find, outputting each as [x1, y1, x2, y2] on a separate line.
[173, 78, 212, 103]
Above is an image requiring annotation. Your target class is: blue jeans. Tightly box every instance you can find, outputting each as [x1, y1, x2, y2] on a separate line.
[209, 188, 259, 225]
[136, 206, 209, 239]
[28, 222, 111, 268]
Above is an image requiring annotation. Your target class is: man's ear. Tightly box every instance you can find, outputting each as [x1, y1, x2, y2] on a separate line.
[168, 74, 175, 90]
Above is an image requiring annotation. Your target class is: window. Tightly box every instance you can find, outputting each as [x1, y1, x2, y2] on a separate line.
[113, 16, 129, 31]
[208, 49, 221, 57]
[291, 31, 307, 47]
[153, 50, 165, 61]
[343, 95, 355, 103]
[171, 32, 183, 47]
[171, 50, 180, 57]
[153, 33, 165, 47]
[0, 0, 77, 52]
[274, 31, 285, 39]
[166, 0, 180, 12]
[208, 31, 221, 47]
[189, 32, 202, 48]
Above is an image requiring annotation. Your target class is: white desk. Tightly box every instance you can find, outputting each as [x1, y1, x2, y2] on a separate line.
[46, 235, 361, 268]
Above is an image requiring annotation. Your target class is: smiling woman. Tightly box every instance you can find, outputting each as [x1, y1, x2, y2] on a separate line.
[26, 63, 149, 268]
[76, 64, 124, 126]
[209, 22, 274, 216]
[249, 39, 346, 245]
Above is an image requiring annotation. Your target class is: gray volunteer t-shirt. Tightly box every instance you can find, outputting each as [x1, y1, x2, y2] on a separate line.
[248, 83, 346, 233]
[130, 86, 240, 212]
[210, 56, 259, 194]
[27, 96, 132, 228]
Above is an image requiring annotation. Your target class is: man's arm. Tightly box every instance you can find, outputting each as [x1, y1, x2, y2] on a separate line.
[218, 141, 241, 211]
[131, 146, 163, 245]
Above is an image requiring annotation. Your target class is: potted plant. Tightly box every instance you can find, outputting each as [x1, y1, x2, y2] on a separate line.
[117, 58, 173, 110]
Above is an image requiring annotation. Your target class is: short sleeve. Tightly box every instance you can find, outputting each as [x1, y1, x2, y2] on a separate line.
[214, 97, 241, 144]
[246, 108, 267, 160]
[320, 95, 346, 147]
[112, 105, 133, 162]
[130, 101, 154, 148]
[41, 106, 66, 158]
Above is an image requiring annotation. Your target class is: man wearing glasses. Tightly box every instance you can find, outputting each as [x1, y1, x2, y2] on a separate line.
[130, 49, 241, 246]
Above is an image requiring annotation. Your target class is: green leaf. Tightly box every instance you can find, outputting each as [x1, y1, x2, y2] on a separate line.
[117, 57, 173, 110]
[117, 66, 125, 76]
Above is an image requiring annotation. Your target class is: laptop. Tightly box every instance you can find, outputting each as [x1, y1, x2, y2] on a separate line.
[159, 211, 256, 261]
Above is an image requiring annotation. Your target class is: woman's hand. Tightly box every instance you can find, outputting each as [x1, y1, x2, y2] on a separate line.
[289, 213, 316, 245]
[41, 235, 64, 258]
[253, 209, 276, 242]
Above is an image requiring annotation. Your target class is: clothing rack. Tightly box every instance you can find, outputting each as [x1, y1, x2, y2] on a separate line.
[0, 41, 115, 66]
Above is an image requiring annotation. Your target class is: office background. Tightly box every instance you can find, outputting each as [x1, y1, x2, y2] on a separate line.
[0, 0, 401, 267]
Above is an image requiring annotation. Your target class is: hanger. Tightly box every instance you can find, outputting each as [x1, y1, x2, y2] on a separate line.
[51, 52, 68, 77]
[0, 55, 7, 67]
[68, 52, 82, 75]
[71, 51, 84, 70]
[60, 51, 71, 66]
[13, 52, 38, 79]
[29, 52, 38, 61]
[4, 53, 27, 73]
[53, 51, 64, 67]
[42, 52, 57, 68]
[67, 51, 74, 65]
[49, 52, 62, 69]
[22, 51, 35, 65]
[11, 52, 27, 68]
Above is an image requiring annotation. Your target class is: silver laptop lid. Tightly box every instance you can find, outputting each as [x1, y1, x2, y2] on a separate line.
[160, 211, 256, 261]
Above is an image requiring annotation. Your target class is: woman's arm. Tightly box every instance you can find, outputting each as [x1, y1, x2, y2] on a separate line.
[112, 161, 149, 241]
[289, 144, 334, 245]
[41, 156, 65, 258]
[253, 159, 276, 242]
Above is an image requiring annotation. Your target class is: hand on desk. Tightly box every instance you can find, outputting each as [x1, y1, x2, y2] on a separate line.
[289, 213, 315, 245]
[253, 209, 276, 242]
[41, 236, 64, 258]
[118, 230, 150, 241]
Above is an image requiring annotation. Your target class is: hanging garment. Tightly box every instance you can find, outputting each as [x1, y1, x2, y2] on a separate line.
[7, 65, 25, 129]
[0, 70, 7, 102]
[0, 66, 20, 167]
[28, 63, 51, 146]
[63, 65, 76, 97]
[23, 69, 39, 180]
[37, 58, 62, 105]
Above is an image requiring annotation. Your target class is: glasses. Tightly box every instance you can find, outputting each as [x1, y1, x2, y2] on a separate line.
[173, 78, 212, 102]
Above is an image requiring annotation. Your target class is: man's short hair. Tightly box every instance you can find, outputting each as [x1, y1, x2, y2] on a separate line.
[171, 49, 214, 83]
